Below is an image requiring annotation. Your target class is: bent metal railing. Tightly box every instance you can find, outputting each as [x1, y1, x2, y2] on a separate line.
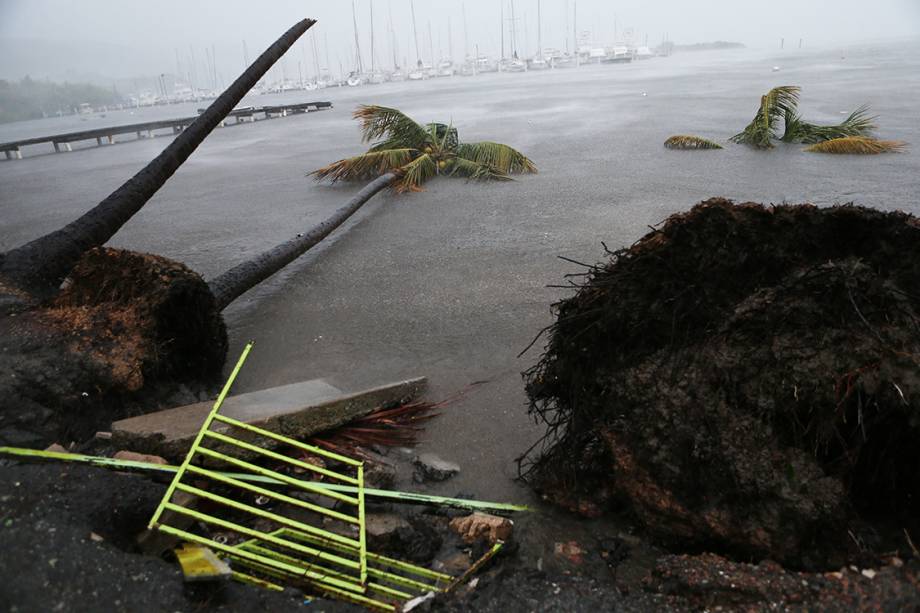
[148, 342, 452, 611]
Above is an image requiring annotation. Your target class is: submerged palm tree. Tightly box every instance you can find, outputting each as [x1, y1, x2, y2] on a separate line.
[311, 105, 536, 193]
[731, 85, 876, 149]
[730, 85, 802, 149]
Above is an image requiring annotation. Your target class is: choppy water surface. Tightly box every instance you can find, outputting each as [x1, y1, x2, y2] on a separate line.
[1, 42, 919, 506]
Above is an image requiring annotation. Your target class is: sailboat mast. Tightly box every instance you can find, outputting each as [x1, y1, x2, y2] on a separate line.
[463, 2, 469, 60]
[500, 3, 505, 60]
[448, 17, 453, 62]
[410, 0, 421, 66]
[564, 0, 569, 53]
[428, 21, 434, 66]
[537, 0, 542, 57]
[351, 0, 363, 73]
[370, 0, 375, 73]
[389, 1, 399, 69]
[510, 0, 517, 58]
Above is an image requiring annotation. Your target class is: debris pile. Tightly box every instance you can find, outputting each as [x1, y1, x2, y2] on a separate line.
[522, 198, 920, 568]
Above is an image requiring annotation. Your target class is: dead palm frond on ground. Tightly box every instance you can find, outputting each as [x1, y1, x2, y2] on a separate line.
[805, 136, 907, 154]
[311, 105, 536, 193]
[664, 135, 724, 150]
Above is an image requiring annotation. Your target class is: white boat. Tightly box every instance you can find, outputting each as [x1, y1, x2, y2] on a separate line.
[408, 66, 427, 80]
[635, 46, 654, 60]
[346, 72, 364, 87]
[603, 46, 633, 63]
[475, 55, 497, 73]
[436, 59, 455, 77]
[367, 70, 387, 84]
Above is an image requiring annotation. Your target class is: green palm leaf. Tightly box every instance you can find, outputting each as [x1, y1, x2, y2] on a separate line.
[731, 85, 801, 148]
[392, 153, 437, 192]
[353, 105, 430, 148]
[448, 157, 513, 181]
[309, 148, 417, 183]
[784, 104, 876, 144]
[457, 142, 537, 174]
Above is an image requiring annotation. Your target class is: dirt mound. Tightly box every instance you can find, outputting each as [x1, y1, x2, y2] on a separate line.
[0, 247, 226, 445]
[521, 199, 920, 569]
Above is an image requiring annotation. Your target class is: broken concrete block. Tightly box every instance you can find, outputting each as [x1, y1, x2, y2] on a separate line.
[365, 513, 412, 550]
[449, 512, 513, 545]
[111, 377, 426, 461]
[413, 453, 460, 483]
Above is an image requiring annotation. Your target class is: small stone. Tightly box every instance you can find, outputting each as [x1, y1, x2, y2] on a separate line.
[413, 453, 460, 483]
[364, 461, 397, 489]
[554, 540, 586, 565]
[861, 569, 877, 579]
[113, 450, 168, 465]
[89, 532, 104, 542]
[449, 512, 513, 545]
[435, 552, 472, 574]
[44, 443, 68, 454]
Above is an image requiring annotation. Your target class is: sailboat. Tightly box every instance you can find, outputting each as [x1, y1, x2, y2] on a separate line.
[407, 0, 429, 80]
[528, 0, 550, 70]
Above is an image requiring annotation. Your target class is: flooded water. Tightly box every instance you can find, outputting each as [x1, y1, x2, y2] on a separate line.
[2, 41, 919, 507]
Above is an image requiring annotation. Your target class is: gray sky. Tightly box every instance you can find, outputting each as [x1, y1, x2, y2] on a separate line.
[1, 0, 918, 85]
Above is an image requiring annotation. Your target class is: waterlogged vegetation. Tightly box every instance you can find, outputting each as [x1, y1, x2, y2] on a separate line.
[311, 105, 536, 193]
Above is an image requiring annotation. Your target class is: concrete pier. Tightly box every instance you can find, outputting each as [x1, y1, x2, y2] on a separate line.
[0, 101, 331, 160]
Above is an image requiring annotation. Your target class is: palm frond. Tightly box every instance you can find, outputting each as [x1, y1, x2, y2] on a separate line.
[392, 153, 437, 192]
[663, 135, 724, 150]
[353, 104, 430, 148]
[804, 136, 906, 154]
[309, 148, 417, 183]
[785, 104, 877, 144]
[449, 157, 513, 181]
[731, 85, 801, 148]
[457, 141, 537, 174]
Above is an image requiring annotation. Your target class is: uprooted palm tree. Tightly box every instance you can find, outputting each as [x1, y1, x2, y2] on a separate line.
[310, 105, 537, 193]
[731, 85, 876, 149]
[0, 19, 395, 445]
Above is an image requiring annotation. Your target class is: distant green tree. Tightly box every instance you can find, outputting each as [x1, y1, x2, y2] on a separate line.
[0, 77, 124, 124]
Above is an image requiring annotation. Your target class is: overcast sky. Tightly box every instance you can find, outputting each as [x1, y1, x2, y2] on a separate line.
[1, 0, 918, 85]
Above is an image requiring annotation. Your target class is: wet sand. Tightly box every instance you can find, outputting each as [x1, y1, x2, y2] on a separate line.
[2, 42, 919, 507]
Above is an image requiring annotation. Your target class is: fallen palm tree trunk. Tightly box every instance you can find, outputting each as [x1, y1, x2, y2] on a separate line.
[520, 198, 920, 569]
[805, 136, 907, 154]
[208, 172, 396, 310]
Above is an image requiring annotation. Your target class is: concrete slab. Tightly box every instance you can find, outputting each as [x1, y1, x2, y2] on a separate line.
[111, 377, 427, 461]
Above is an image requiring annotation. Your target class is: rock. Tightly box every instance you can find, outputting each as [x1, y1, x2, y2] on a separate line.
[413, 453, 460, 483]
[449, 512, 513, 545]
[364, 460, 397, 489]
[554, 541, 586, 565]
[435, 552, 472, 575]
[365, 513, 411, 550]
[112, 450, 168, 465]
[44, 443, 68, 454]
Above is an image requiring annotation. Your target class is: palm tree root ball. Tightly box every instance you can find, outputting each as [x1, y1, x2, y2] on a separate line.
[520, 198, 920, 570]
[0, 248, 226, 446]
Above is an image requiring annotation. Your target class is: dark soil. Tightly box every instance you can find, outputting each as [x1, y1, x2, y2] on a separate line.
[0, 247, 226, 447]
[522, 199, 920, 569]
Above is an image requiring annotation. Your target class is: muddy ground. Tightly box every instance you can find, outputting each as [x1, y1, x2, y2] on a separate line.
[2, 460, 917, 612]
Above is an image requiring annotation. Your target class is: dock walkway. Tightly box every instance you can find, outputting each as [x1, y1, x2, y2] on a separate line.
[1, 101, 331, 160]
